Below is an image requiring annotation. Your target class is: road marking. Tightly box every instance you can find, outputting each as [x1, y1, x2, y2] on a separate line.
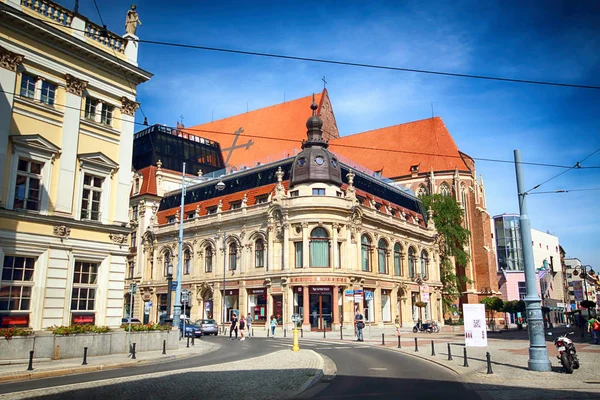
[369, 368, 387, 371]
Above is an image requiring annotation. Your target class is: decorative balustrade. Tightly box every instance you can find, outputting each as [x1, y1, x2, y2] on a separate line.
[22, 0, 73, 27]
[85, 22, 126, 54]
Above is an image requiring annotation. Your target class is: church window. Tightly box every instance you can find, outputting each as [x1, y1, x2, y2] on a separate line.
[417, 185, 428, 197]
[439, 182, 451, 196]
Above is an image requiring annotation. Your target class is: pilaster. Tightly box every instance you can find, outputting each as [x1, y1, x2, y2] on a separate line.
[283, 223, 290, 270]
[115, 97, 139, 223]
[302, 222, 309, 268]
[302, 285, 310, 330]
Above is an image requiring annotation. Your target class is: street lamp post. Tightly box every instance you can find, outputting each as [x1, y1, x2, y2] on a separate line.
[573, 264, 596, 318]
[514, 149, 551, 372]
[166, 262, 173, 320]
[172, 163, 187, 331]
[215, 180, 227, 333]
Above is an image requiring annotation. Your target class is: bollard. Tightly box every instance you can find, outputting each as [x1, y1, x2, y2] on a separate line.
[252, 328, 254, 337]
[463, 347, 469, 367]
[192, 335, 195, 346]
[187, 336, 190, 348]
[82, 347, 88, 365]
[447, 343, 453, 360]
[486, 352, 493, 374]
[131, 343, 136, 360]
[301, 328, 303, 338]
[323, 328, 326, 339]
[414, 337, 419, 352]
[162, 340, 166, 355]
[267, 327, 269, 338]
[431, 340, 436, 356]
[27, 350, 34, 371]
[382, 333, 385, 346]
[284, 328, 287, 338]
[341, 327, 343, 340]
[397, 335, 401, 349]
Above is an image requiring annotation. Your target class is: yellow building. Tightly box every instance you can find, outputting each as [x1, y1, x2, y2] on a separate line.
[0, 0, 152, 329]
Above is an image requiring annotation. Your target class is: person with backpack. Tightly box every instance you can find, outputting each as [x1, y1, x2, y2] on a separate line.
[588, 315, 600, 345]
[355, 312, 365, 342]
[229, 313, 238, 340]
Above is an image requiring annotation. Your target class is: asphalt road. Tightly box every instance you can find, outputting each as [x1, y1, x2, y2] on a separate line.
[293, 338, 478, 400]
[0, 336, 478, 400]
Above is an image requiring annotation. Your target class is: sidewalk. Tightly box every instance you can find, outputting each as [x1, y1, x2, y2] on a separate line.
[286, 326, 600, 399]
[0, 337, 219, 384]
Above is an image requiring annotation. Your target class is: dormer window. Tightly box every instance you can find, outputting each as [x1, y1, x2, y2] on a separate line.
[167, 216, 176, 223]
[255, 195, 269, 204]
[410, 165, 419, 173]
[207, 206, 217, 215]
[187, 212, 195, 219]
[230, 201, 242, 210]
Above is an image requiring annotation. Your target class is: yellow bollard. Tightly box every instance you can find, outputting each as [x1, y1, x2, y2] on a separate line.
[292, 328, 300, 352]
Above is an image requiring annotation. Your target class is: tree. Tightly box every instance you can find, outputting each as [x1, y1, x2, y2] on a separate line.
[481, 296, 504, 329]
[421, 194, 471, 314]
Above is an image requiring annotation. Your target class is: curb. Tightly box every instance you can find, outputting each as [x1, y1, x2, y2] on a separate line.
[287, 350, 325, 399]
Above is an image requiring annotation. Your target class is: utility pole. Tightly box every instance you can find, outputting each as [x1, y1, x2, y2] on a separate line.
[514, 149, 551, 372]
[172, 163, 186, 331]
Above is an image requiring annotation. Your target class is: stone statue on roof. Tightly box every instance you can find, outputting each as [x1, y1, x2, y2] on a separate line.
[125, 4, 142, 35]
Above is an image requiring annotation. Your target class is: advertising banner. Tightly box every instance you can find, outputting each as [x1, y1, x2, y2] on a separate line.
[572, 281, 585, 302]
[422, 292, 430, 303]
[463, 304, 487, 347]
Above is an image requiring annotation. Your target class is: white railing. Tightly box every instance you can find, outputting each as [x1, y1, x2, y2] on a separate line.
[22, 0, 73, 27]
[85, 22, 126, 54]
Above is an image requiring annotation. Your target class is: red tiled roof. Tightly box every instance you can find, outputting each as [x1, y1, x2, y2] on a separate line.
[134, 166, 158, 196]
[184, 89, 338, 170]
[329, 117, 471, 179]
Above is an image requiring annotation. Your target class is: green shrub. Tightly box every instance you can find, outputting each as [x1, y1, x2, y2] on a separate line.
[1, 327, 33, 340]
[119, 323, 171, 332]
[46, 324, 112, 335]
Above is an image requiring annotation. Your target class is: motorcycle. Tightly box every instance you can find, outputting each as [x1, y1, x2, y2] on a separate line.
[554, 331, 579, 374]
[412, 320, 440, 333]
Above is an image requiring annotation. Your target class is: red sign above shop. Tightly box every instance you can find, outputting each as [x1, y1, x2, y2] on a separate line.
[310, 286, 332, 294]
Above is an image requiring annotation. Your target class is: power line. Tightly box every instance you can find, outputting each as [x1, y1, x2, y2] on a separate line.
[527, 188, 600, 195]
[4, 8, 600, 91]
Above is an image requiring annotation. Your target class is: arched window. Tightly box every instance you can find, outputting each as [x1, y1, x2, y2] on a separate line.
[408, 247, 416, 278]
[361, 235, 371, 272]
[228, 243, 237, 271]
[183, 249, 191, 275]
[377, 239, 388, 274]
[439, 182, 451, 196]
[417, 185, 428, 197]
[163, 251, 172, 277]
[394, 243, 402, 276]
[310, 227, 329, 267]
[420, 250, 429, 278]
[461, 185, 469, 227]
[255, 238, 265, 268]
[205, 246, 213, 273]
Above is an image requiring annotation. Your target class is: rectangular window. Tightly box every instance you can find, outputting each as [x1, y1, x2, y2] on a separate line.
[20, 74, 36, 99]
[167, 216, 176, 223]
[517, 281, 527, 300]
[14, 159, 42, 211]
[290, 190, 299, 197]
[80, 174, 103, 221]
[294, 242, 303, 268]
[207, 207, 217, 215]
[130, 231, 137, 248]
[0, 256, 35, 312]
[187, 212, 195, 219]
[132, 205, 138, 220]
[101, 104, 114, 125]
[255, 195, 269, 204]
[312, 188, 325, 196]
[128, 261, 135, 279]
[336, 191, 343, 197]
[230, 201, 242, 210]
[40, 81, 55, 105]
[84, 97, 96, 120]
[71, 261, 98, 311]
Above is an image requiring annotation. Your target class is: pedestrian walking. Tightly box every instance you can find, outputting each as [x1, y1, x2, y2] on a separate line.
[229, 313, 238, 340]
[355, 312, 364, 342]
[394, 315, 401, 336]
[270, 315, 277, 337]
[239, 315, 246, 341]
[246, 313, 252, 337]
[588, 315, 600, 345]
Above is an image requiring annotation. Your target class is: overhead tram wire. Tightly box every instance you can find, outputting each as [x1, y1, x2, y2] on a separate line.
[3, 8, 600, 91]
[525, 146, 600, 193]
[2, 87, 600, 171]
[91, 0, 149, 123]
[527, 188, 600, 195]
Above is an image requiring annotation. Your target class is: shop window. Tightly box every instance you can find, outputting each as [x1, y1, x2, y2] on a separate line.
[377, 239, 388, 274]
[294, 242, 303, 268]
[71, 261, 98, 312]
[183, 249, 191, 275]
[13, 159, 42, 211]
[309, 227, 329, 267]
[228, 243, 237, 270]
[381, 290, 391, 322]
[255, 238, 265, 268]
[205, 246, 213, 273]
[394, 243, 402, 276]
[361, 235, 371, 272]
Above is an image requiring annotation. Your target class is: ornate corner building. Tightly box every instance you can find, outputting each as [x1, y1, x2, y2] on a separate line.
[128, 101, 443, 331]
[0, 1, 152, 329]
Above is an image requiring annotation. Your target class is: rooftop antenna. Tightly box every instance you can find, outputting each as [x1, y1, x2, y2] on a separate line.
[73, 0, 79, 13]
[431, 102, 434, 118]
[322, 76, 327, 89]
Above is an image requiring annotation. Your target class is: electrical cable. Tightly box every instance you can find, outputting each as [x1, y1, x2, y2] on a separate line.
[3, 8, 600, 91]
[527, 188, 600, 195]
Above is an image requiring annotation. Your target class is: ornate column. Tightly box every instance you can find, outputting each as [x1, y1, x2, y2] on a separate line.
[267, 226, 274, 271]
[332, 285, 340, 328]
[282, 222, 290, 270]
[302, 285, 310, 330]
[0, 46, 23, 206]
[55, 74, 87, 214]
[115, 96, 140, 223]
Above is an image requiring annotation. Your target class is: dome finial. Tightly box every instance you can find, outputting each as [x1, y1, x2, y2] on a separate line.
[310, 93, 318, 116]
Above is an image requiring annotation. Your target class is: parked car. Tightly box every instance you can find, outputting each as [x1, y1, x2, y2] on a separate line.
[195, 319, 219, 335]
[122, 318, 142, 325]
[180, 321, 203, 338]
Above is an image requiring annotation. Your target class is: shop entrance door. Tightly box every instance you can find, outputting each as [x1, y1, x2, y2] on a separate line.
[309, 293, 332, 331]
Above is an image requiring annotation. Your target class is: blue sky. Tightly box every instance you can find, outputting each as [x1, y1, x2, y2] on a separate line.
[69, 1, 599, 266]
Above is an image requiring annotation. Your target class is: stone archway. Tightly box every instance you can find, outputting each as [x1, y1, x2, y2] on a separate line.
[197, 283, 214, 320]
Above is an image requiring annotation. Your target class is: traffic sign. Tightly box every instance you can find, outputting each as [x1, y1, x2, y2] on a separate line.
[181, 290, 189, 303]
[171, 282, 178, 291]
[365, 291, 374, 301]
[291, 313, 302, 323]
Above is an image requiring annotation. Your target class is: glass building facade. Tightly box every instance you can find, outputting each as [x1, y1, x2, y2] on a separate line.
[494, 215, 524, 271]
